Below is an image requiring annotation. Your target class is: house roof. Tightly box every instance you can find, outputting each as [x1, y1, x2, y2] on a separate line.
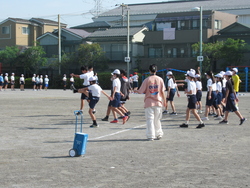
[87, 26, 147, 38]
[63, 28, 91, 38]
[98, 0, 250, 17]
[0, 17, 67, 27]
[30, 18, 67, 26]
[0, 17, 34, 25]
[37, 32, 58, 40]
[218, 22, 250, 34]
[71, 21, 110, 29]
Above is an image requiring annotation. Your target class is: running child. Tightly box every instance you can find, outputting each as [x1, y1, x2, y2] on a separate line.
[202, 71, 220, 121]
[180, 71, 205, 128]
[76, 77, 111, 128]
[110, 69, 129, 124]
[163, 71, 180, 115]
[214, 73, 224, 119]
[219, 71, 246, 125]
[195, 74, 202, 114]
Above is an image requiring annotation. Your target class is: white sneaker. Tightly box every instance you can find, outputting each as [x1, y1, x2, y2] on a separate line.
[148, 138, 154, 141]
[214, 116, 223, 120]
[201, 117, 209, 121]
[156, 135, 162, 140]
[198, 110, 203, 114]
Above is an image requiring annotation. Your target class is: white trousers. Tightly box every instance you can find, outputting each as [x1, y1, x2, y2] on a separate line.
[145, 106, 163, 139]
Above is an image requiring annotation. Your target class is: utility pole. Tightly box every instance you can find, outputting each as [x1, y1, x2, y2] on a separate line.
[116, 3, 128, 26]
[58, 14, 61, 75]
[126, 10, 130, 78]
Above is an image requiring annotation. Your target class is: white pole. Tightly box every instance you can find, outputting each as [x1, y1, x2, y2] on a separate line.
[127, 10, 130, 78]
[58, 14, 61, 75]
[199, 6, 203, 75]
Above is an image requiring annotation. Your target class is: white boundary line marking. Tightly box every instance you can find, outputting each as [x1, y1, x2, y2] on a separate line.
[90, 115, 186, 140]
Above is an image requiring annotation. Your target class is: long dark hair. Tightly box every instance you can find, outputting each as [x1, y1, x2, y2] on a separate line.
[217, 77, 222, 85]
[227, 75, 234, 86]
[169, 75, 176, 83]
[206, 71, 215, 83]
[149, 64, 157, 73]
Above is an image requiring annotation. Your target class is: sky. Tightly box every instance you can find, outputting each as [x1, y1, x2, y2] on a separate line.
[0, 0, 175, 28]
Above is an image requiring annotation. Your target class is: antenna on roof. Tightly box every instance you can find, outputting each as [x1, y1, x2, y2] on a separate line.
[90, 0, 103, 17]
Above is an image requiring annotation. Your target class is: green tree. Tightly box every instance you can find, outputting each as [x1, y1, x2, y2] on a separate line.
[192, 39, 249, 72]
[220, 38, 248, 67]
[0, 46, 20, 71]
[72, 43, 109, 70]
[192, 41, 224, 72]
[19, 45, 47, 74]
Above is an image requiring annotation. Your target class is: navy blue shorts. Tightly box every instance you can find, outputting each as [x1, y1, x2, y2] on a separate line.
[20, 81, 24, 85]
[217, 92, 222, 105]
[111, 92, 121, 108]
[0, 82, 3, 86]
[206, 91, 217, 107]
[225, 93, 237, 112]
[81, 86, 89, 100]
[33, 82, 36, 86]
[222, 87, 226, 99]
[133, 82, 138, 88]
[187, 95, 197, 109]
[196, 90, 202, 101]
[4, 81, 8, 86]
[89, 97, 99, 109]
[167, 89, 175, 101]
[44, 84, 48, 87]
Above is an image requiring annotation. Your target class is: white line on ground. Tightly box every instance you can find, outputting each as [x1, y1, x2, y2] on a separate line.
[90, 115, 185, 140]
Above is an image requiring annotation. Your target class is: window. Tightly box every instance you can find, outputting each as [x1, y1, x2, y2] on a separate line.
[149, 48, 162, 58]
[173, 48, 177, 58]
[215, 20, 222, 30]
[192, 20, 198, 29]
[22, 27, 30, 35]
[2, 26, 10, 34]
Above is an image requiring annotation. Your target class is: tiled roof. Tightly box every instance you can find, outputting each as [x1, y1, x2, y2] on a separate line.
[30, 18, 67, 26]
[218, 22, 250, 34]
[87, 26, 147, 38]
[7, 17, 32, 24]
[64, 28, 91, 38]
[99, 0, 250, 17]
[71, 21, 110, 29]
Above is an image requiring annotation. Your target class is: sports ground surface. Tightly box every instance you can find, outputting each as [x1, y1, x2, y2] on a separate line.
[0, 89, 249, 188]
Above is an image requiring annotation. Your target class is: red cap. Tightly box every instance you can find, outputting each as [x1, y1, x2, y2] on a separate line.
[130, 74, 133, 77]
[134, 72, 137, 75]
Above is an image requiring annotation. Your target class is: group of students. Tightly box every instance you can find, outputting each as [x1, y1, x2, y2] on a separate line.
[0, 73, 29, 91]
[70, 66, 130, 128]
[31, 74, 50, 91]
[162, 67, 246, 129]
[68, 64, 246, 141]
[135, 64, 247, 141]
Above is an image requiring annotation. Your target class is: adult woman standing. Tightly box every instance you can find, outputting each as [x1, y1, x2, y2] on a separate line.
[135, 64, 166, 141]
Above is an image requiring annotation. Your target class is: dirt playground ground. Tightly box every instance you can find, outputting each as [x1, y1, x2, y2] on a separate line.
[0, 89, 249, 188]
